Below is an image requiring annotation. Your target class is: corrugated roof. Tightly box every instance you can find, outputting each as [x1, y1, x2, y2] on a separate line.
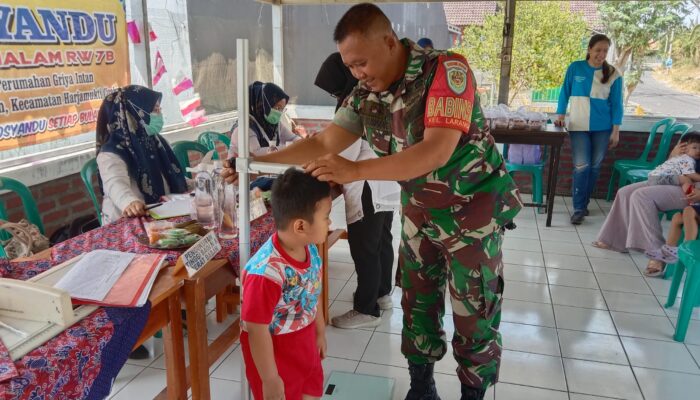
[443, 1, 601, 30]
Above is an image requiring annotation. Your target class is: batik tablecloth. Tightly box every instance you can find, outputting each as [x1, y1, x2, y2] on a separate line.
[0, 259, 150, 400]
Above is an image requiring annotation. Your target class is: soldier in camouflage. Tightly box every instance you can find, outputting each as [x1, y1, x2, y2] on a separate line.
[223, 4, 522, 400]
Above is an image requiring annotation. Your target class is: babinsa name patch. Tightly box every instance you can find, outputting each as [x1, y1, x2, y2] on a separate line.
[426, 96, 473, 120]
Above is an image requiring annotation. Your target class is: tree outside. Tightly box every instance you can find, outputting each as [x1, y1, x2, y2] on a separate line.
[452, 1, 587, 107]
[598, 0, 688, 105]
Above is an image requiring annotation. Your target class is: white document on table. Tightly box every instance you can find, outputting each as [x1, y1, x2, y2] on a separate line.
[54, 250, 135, 301]
[148, 199, 191, 219]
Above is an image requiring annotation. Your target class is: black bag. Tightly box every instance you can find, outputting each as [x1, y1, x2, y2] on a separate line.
[49, 215, 101, 246]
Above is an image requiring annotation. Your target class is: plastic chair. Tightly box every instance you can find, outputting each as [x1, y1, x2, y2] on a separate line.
[665, 240, 700, 342]
[198, 131, 230, 154]
[619, 123, 694, 187]
[0, 176, 45, 235]
[606, 117, 675, 201]
[81, 158, 102, 226]
[503, 144, 546, 212]
[171, 141, 210, 178]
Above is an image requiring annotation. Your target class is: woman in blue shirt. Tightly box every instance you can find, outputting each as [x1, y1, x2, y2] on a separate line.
[555, 34, 624, 225]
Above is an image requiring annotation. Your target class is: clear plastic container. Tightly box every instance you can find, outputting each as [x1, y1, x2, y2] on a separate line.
[219, 183, 238, 239]
[193, 166, 216, 229]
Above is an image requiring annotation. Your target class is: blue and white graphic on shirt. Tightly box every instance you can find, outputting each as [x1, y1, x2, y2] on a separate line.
[557, 60, 624, 132]
[243, 237, 322, 335]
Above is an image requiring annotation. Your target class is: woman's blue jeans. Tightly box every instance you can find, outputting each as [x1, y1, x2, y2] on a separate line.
[570, 130, 611, 213]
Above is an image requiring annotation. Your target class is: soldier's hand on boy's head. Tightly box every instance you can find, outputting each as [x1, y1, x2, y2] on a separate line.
[303, 153, 358, 185]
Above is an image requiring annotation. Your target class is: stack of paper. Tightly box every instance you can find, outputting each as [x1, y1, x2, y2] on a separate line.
[148, 199, 192, 220]
[54, 250, 165, 307]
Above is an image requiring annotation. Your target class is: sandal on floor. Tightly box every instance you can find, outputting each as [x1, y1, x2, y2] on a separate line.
[644, 260, 666, 277]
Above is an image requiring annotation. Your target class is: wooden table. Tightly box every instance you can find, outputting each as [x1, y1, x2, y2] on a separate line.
[21, 250, 188, 400]
[492, 125, 568, 227]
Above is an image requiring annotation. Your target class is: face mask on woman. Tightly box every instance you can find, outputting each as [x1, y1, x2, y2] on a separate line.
[130, 100, 164, 136]
[262, 85, 284, 125]
[145, 114, 164, 136]
[265, 108, 282, 125]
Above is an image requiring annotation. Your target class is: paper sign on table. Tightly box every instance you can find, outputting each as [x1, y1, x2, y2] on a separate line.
[54, 250, 135, 302]
[178, 231, 222, 277]
[250, 197, 267, 221]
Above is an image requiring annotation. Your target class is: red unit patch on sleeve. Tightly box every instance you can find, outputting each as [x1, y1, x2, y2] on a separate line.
[424, 55, 475, 133]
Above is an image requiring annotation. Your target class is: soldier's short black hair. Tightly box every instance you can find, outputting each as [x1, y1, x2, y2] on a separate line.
[271, 168, 331, 230]
[681, 131, 700, 145]
[333, 3, 393, 43]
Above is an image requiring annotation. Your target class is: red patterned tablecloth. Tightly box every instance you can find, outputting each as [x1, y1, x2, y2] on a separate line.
[51, 212, 276, 275]
[1, 213, 275, 399]
[0, 260, 150, 400]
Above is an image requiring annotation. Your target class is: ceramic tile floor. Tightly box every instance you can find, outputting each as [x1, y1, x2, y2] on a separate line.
[108, 196, 700, 400]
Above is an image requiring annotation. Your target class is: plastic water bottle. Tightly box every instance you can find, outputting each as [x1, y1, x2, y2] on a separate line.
[219, 183, 238, 239]
[194, 165, 216, 229]
[212, 160, 225, 230]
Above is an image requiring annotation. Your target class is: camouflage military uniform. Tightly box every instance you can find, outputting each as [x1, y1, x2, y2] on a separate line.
[333, 39, 522, 390]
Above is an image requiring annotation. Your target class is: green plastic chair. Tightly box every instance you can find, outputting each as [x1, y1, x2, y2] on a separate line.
[606, 117, 675, 201]
[81, 158, 102, 226]
[620, 123, 694, 186]
[0, 177, 45, 257]
[171, 141, 210, 178]
[198, 131, 230, 154]
[665, 240, 700, 342]
[503, 144, 546, 213]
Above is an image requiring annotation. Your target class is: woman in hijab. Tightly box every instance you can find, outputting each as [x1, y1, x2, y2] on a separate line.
[314, 52, 401, 329]
[228, 81, 303, 158]
[96, 85, 187, 225]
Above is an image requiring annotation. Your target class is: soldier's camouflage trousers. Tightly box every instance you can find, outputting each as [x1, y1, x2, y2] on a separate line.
[399, 221, 504, 390]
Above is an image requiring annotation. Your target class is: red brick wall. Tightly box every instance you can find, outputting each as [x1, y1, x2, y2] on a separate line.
[1, 173, 100, 237]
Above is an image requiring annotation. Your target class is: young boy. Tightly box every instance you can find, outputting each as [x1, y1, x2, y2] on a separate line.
[240, 168, 331, 400]
[647, 132, 700, 187]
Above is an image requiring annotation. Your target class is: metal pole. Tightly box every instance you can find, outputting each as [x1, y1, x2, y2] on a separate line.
[141, 0, 152, 89]
[497, 0, 516, 105]
[237, 38, 251, 400]
[272, 2, 285, 88]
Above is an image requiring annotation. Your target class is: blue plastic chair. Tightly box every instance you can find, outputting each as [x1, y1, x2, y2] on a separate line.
[606, 117, 675, 200]
[503, 144, 546, 212]
[81, 158, 102, 226]
[665, 240, 700, 342]
[621, 123, 694, 186]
